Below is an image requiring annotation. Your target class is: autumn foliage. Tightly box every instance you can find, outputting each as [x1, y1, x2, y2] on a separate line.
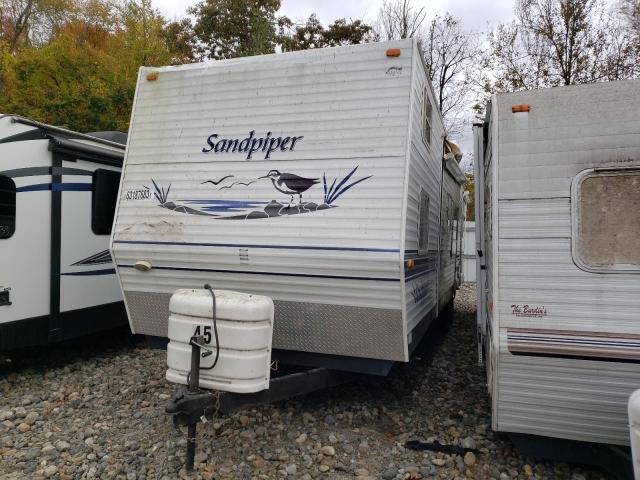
[0, 0, 373, 133]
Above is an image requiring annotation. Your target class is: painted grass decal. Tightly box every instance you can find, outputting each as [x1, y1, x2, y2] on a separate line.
[152, 179, 171, 204]
[323, 166, 372, 205]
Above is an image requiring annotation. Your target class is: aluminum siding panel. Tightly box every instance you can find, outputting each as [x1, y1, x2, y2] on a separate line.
[112, 40, 413, 361]
[493, 80, 640, 445]
[404, 46, 446, 337]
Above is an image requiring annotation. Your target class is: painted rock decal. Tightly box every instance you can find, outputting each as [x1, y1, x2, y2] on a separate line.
[145, 166, 371, 220]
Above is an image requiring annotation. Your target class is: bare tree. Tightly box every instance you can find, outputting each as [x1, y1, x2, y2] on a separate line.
[374, 0, 426, 40]
[482, 0, 638, 97]
[617, 0, 640, 76]
[422, 13, 480, 136]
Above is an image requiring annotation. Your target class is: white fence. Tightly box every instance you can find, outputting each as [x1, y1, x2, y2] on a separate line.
[463, 221, 476, 283]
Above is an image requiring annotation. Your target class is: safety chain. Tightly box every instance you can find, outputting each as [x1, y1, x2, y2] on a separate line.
[212, 390, 221, 418]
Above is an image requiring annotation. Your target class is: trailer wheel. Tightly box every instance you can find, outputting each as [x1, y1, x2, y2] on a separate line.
[433, 299, 454, 333]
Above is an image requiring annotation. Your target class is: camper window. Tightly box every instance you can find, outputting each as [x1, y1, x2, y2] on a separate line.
[573, 169, 640, 272]
[418, 189, 430, 255]
[0, 176, 16, 239]
[423, 89, 432, 146]
[92, 169, 121, 235]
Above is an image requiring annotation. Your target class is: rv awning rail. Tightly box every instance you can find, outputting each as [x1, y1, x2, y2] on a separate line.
[48, 136, 124, 166]
[10, 116, 125, 149]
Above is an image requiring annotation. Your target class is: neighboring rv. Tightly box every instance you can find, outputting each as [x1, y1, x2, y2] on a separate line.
[474, 79, 640, 447]
[110, 38, 466, 374]
[0, 115, 127, 350]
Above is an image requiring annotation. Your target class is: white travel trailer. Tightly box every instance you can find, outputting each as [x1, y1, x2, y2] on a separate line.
[111, 38, 466, 374]
[474, 79, 640, 451]
[0, 115, 127, 350]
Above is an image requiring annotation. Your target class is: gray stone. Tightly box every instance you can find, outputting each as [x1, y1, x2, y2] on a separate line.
[382, 466, 399, 480]
[461, 436, 476, 450]
[320, 445, 335, 456]
[0, 410, 14, 421]
[55, 440, 70, 451]
[24, 411, 38, 426]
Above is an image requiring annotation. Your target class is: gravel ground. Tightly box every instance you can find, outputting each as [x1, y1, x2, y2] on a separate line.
[0, 285, 609, 480]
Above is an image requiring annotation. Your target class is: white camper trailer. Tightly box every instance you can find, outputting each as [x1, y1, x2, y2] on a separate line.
[0, 115, 127, 350]
[110, 39, 466, 373]
[474, 79, 640, 448]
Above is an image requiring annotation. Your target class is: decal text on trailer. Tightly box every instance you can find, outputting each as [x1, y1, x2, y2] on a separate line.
[202, 130, 304, 160]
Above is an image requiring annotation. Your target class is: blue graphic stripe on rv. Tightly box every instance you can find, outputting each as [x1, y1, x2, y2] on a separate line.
[16, 183, 92, 192]
[117, 264, 399, 282]
[61, 268, 116, 276]
[113, 239, 399, 253]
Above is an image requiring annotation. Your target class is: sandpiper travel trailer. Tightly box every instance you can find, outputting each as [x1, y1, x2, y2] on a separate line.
[110, 38, 467, 374]
[474, 79, 640, 464]
[0, 115, 127, 350]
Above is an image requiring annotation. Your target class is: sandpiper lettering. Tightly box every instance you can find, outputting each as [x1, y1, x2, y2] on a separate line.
[202, 130, 304, 160]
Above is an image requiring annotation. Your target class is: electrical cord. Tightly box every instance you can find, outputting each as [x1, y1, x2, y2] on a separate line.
[186, 284, 220, 386]
[199, 283, 220, 371]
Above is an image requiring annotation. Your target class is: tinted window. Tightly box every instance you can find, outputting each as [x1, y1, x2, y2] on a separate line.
[92, 169, 121, 235]
[0, 176, 16, 239]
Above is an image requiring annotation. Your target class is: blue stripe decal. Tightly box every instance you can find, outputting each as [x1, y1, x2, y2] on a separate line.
[117, 264, 399, 282]
[16, 183, 51, 192]
[53, 183, 92, 192]
[113, 239, 399, 253]
[17, 183, 92, 192]
[61, 268, 116, 276]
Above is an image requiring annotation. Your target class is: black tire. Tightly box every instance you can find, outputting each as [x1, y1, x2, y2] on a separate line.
[433, 299, 454, 332]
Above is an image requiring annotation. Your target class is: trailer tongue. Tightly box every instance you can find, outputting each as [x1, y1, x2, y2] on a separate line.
[163, 286, 355, 470]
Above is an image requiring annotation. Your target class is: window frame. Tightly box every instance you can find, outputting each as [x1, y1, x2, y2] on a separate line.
[571, 167, 640, 274]
[0, 175, 16, 240]
[422, 88, 432, 146]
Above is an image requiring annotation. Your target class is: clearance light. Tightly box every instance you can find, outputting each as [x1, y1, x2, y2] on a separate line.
[405, 259, 416, 269]
[512, 104, 530, 113]
[146, 73, 159, 81]
[386, 48, 401, 57]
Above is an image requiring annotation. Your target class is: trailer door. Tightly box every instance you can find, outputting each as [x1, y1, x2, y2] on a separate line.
[50, 139, 124, 342]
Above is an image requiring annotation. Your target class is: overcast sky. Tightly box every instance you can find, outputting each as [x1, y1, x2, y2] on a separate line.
[152, 0, 517, 163]
[155, 0, 514, 29]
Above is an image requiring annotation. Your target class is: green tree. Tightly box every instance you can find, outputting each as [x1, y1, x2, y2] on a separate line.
[0, 0, 75, 52]
[189, 0, 280, 60]
[0, 0, 179, 132]
[162, 18, 197, 64]
[278, 14, 372, 52]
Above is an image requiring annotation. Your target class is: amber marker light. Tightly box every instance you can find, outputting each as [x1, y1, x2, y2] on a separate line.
[386, 48, 401, 57]
[146, 72, 159, 81]
[405, 259, 416, 269]
[511, 104, 530, 113]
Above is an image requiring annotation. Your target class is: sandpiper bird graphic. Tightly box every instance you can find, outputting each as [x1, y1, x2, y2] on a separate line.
[265, 170, 319, 206]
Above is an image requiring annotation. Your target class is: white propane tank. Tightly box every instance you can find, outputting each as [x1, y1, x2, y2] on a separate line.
[630, 389, 640, 479]
[166, 288, 274, 394]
